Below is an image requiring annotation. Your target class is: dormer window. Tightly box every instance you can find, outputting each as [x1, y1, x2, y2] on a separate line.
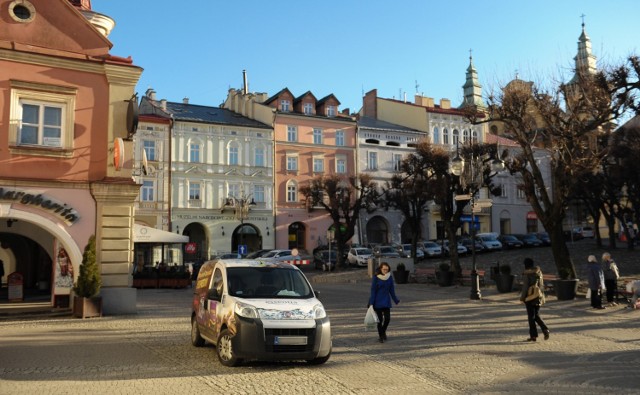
[303, 103, 313, 115]
[327, 105, 336, 117]
[281, 100, 290, 112]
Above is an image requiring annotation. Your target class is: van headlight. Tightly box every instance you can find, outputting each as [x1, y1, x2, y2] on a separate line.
[313, 303, 327, 319]
[234, 301, 258, 319]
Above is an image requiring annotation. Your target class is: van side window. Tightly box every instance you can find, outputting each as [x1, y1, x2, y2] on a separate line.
[210, 268, 224, 300]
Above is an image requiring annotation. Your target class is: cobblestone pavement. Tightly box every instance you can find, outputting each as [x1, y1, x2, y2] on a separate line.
[1, 246, 640, 395]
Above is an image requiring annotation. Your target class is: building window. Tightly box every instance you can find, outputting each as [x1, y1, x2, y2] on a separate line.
[368, 152, 378, 170]
[393, 153, 402, 171]
[189, 182, 201, 200]
[462, 129, 470, 143]
[253, 185, 265, 203]
[303, 103, 313, 115]
[141, 181, 155, 202]
[281, 100, 290, 112]
[313, 158, 324, 173]
[287, 125, 297, 142]
[453, 129, 460, 146]
[228, 184, 240, 199]
[472, 129, 478, 143]
[433, 127, 440, 144]
[443, 128, 449, 145]
[228, 144, 239, 165]
[500, 184, 507, 198]
[327, 105, 336, 117]
[9, 82, 76, 155]
[189, 142, 200, 163]
[287, 156, 298, 171]
[255, 146, 265, 167]
[287, 181, 298, 202]
[335, 130, 344, 146]
[336, 158, 346, 173]
[143, 140, 156, 161]
[517, 188, 526, 199]
[313, 128, 323, 144]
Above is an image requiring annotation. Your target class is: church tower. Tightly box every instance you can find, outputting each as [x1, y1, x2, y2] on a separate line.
[569, 17, 597, 84]
[461, 50, 485, 109]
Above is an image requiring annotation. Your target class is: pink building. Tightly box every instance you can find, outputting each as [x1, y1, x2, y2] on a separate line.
[263, 89, 357, 251]
[0, 0, 142, 313]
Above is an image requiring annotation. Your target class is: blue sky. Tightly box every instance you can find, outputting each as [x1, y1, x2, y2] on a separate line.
[96, 0, 639, 113]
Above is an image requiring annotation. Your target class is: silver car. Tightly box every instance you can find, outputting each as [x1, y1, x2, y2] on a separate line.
[421, 242, 443, 258]
[347, 247, 373, 267]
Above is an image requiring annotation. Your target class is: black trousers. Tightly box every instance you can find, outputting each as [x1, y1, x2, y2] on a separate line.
[590, 288, 603, 308]
[374, 308, 391, 339]
[604, 279, 617, 303]
[525, 302, 548, 339]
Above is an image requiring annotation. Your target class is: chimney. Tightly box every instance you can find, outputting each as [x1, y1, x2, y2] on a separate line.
[146, 88, 156, 101]
[440, 98, 451, 109]
[160, 99, 167, 111]
[183, 97, 189, 104]
[243, 70, 248, 95]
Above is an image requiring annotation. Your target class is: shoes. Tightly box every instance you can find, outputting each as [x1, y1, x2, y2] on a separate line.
[594, 306, 606, 310]
[543, 330, 550, 340]
[526, 338, 537, 342]
[382, 334, 387, 341]
[378, 338, 384, 343]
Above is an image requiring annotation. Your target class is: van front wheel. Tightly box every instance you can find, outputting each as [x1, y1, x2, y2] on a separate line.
[217, 329, 241, 367]
[191, 317, 205, 347]
[307, 350, 331, 365]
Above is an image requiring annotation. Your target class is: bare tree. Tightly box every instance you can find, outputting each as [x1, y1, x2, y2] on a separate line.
[380, 141, 450, 266]
[487, 69, 626, 279]
[299, 174, 378, 269]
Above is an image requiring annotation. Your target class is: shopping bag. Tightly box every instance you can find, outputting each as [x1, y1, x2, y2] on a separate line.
[586, 288, 591, 299]
[364, 305, 379, 331]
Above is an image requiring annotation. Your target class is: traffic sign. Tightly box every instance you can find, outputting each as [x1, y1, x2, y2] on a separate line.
[455, 194, 471, 201]
[238, 245, 248, 255]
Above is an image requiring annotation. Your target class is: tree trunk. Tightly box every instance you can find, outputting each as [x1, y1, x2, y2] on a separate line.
[549, 226, 576, 278]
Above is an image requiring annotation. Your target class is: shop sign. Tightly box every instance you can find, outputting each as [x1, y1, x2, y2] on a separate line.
[527, 211, 538, 220]
[0, 187, 80, 225]
[8, 272, 23, 302]
[185, 243, 197, 254]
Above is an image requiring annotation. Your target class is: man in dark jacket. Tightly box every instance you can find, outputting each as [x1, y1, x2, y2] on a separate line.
[587, 255, 606, 309]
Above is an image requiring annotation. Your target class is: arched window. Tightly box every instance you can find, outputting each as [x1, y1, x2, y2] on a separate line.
[462, 129, 469, 143]
[286, 180, 298, 202]
[443, 128, 449, 145]
[472, 129, 479, 143]
[433, 127, 439, 144]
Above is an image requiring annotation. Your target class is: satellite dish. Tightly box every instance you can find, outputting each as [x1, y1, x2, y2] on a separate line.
[126, 95, 139, 136]
[113, 138, 124, 170]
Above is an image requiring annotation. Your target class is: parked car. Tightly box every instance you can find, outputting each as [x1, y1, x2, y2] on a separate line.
[535, 232, 551, 246]
[498, 235, 524, 249]
[347, 247, 374, 267]
[515, 234, 543, 247]
[260, 249, 313, 264]
[374, 245, 401, 259]
[459, 238, 485, 253]
[476, 233, 503, 251]
[442, 240, 468, 256]
[191, 259, 331, 366]
[245, 249, 272, 259]
[217, 252, 245, 259]
[421, 241, 443, 258]
[313, 249, 337, 271]
[578, 226, 595, 238]
[400, 244, 425, 260]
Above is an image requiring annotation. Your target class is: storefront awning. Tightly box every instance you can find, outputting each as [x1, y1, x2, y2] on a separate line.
[133, 224, 189, 243]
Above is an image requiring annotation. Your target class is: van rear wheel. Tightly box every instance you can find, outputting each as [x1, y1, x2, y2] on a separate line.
[191, 317, 205, 347]
[217, 329, 241, 367]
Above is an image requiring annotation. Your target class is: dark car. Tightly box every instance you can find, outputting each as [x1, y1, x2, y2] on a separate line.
[516, 234, 543, 247]
[499, 234, 524, 249]
[313, 249, 337, 271]
[459, 237, 485, 253]
[535, 232, 551, 246]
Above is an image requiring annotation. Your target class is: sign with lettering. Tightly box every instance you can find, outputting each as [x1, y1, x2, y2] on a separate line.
[185, 243, 197, 254]
[0, 187, 80, 225]
[8, 272, 23, 302]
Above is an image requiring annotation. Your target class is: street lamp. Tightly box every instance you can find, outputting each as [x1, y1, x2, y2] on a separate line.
[451, 142, 504, 300]
[225, 192, 256, 256]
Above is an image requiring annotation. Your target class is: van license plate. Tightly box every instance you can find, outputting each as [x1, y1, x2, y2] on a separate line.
[274, 336, 308, 345]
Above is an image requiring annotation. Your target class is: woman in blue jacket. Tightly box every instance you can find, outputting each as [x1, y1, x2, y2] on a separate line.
[368, 262, 400, 343]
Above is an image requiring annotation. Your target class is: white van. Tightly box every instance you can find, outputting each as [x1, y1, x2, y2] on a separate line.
[191, 259, 332, 366]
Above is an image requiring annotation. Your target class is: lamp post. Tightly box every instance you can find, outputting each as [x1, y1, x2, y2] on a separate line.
[450, 143, 504, 300]
[226, 192, 256, 256]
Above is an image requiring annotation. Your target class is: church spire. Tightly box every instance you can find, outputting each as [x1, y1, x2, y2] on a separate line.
[570, 15, 597, 83]
[461, 49, 485, 109]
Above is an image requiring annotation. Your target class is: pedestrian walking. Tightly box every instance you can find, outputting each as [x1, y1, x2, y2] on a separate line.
[587, 255, 606, 309]
[602, 252, 620, 306]
[519, 257, 549, 342]
[368, 262, 400, 343]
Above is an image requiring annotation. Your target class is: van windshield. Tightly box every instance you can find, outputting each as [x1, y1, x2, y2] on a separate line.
[227, 267, 314, 299]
